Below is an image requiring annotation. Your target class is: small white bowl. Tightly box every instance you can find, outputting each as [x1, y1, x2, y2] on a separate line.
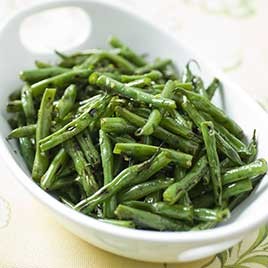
[1, 0, 268, 263]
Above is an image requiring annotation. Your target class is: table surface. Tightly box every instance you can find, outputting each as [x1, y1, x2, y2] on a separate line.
[1, 0, 268, 267]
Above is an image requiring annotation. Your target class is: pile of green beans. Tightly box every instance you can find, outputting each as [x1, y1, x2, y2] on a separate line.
[6, 36, 267, 231]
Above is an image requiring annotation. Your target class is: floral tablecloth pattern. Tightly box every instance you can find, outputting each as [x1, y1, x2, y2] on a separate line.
[1, 0, 268, 267]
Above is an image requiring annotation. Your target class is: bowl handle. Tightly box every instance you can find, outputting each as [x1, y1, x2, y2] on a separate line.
[177, 236, 243, 262]
[0, 0, 122, 57]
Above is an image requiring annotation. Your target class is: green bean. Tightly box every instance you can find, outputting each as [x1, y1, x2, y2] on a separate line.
[75, 151, 172, 212]
[118, 177, 175, 202]
[174, 165, 186, 181]
[130, 151, 173, 186]
[17, 114, 35, 171]
[109, 36, 147, 66]
[31, 69, 91, 97]
[8, 124, 36, 139]
[179, 192, 192, 206]
[40, 148, 68, 190]
[173, 81, 194, 91]
[246, 171, 264, 185]
[160, 117, 200, 142]
[6, 100, 23, 113]
[202, 170, 210, 185]
[76, 129, 100, 166]
[115, 205, 190, 231]
[21, 84, 36, 124]
[91, 104, 114, 133]
[57, 50, 94, 67]
[112, 154, 124, 177]
[228, 192, 249, 211]
[169, 109, 193, 130]
[58, 185, 81, 204]
[182, 61, 207, 97]
[100, 117, 136, 134]
[35, 60, 52, 68]
[8, 117, 18, 129]
[161, 80, 176, 98]
[206, 78, 221, 100]
[56, 49, 98, 67]
[152, 202, 193, 221]
[223, 179, 252, 199]
[141, 135, 153, 145]
[18, 137, 35, 171]
[223, 159, 267, 185]
[202, 112, 249, 155]
[77, 94, 103, 114]
[9, 89, 21, 101]
[59, 196, 75, 209]
[109, 134, 136, 144]
[220, 158, 237, 173]
[56, 161, 75, 177]
[50, 175, 76, 191]
[200, 121, 222, 206]
[77, 53, 105, 69]
[20, 67, 69, 83]
[136, 109, 162, 136]
[217, 124, 248, 154]
[181, 96, 205, 128]
[113, 143, 192, 168]
[40, 112, 90, 151]
[64, 139, 98, 196]
[55, 84, 77, 119]
[116, 107, 199, 155]
[79, 50, 136, 73]
[100, 95, 124, 118]
[99, 71, 121, 80]
[246, 130, 257, 163]
[51, 113, 74, 132]
[75, 162, 145, 212]
[182, 97, 243, 165]
[32, 88, 56, 181]
[152, 84, 165, 91]
[179, 89, 244, 139]
[126, 77, 152, 88]
[99, 219, 135, 228]
[121, 70, 162, 82]
[100, 129, 116, 218]
[193, 77, 207, 97]
[137, 80, 175, 136]
[131, 107, 151, 118]
[163, 155, 208, 204]
[215, 132, 243, 165]
[90, 73, 176, 109]
[135, 59, 172, 74]
[194, 208, 230, 222]
[124, 201, 193, 222]
[144, 191, 162, 204]
[191, 221, 217, 231]
[39, 95, 111, 151]
[183, 60, 199, 83]
[68, 185, 83, 204]
[115, 205, 189, 231]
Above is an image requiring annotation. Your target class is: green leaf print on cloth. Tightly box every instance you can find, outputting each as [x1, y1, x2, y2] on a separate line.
[203, 225, 268, 267]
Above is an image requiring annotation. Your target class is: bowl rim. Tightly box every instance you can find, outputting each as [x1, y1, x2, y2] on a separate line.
[1, 0, 268, 243]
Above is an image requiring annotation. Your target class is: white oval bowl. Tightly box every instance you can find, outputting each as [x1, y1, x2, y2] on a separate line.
[0, 0, 268, 263]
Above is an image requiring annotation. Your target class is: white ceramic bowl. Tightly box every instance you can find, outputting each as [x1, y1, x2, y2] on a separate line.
[1, 0, 268, 263]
